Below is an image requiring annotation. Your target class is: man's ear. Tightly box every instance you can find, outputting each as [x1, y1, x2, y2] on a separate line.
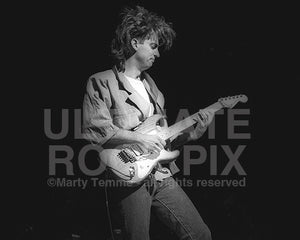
[131, 38, 139, 51]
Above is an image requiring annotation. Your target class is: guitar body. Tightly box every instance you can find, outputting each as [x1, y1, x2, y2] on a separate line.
[99, 114, 180, 185]
[99, 94, 248, 185]
[100, 147, 179, 185]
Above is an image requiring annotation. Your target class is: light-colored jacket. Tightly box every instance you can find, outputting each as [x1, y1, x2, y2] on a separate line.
[82, 66, 179, 174]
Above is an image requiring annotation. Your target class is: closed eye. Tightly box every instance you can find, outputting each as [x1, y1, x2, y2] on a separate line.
[150, 43, 158, 50]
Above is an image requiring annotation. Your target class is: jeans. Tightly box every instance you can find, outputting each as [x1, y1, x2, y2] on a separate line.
[107, 174, 212, 240]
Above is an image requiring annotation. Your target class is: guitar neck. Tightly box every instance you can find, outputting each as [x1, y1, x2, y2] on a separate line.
[158, 101, 224, 140]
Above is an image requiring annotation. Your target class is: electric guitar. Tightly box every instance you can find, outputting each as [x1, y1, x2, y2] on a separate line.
[99, 94, 248, 185]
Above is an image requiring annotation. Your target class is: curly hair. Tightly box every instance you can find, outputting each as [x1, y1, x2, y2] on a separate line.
[111, 6, 176, 72]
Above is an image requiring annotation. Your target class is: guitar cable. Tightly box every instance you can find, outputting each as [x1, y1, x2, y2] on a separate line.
[104, 171, 115, 240]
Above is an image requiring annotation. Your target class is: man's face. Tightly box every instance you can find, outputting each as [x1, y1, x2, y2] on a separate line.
[135, 35, 160, 70]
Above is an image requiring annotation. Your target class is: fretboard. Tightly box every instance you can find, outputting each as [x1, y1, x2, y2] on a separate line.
[158, 101, 224, 140]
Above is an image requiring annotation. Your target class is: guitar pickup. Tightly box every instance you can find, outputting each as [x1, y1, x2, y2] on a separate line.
[118, 149, 136, 163]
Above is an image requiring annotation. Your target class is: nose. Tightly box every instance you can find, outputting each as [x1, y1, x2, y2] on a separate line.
[154, 48, 160, 58]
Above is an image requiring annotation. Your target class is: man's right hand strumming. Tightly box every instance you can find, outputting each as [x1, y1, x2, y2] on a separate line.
[135, 133, 166, 154]
[104, 129, 166, 154]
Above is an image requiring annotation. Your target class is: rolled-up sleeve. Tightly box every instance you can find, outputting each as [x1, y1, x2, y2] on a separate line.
[82, 76, 119, 145]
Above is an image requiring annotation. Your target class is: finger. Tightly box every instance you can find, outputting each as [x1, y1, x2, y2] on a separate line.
[142, 144, 158, 154]
[203, 110, 210, 121]
[205, 110, 214, 124]
[198, 112, 207, 125]
[157, 137, 166, 147]
[202, 111, 212, 126]
[198, 110, 204, 120]
[196, 119, 205, 128]
[151, 135, 165, 148]
[138, 145, 148, 154]
[148, 137, 163, 149]
[155, 141, 165, 149]
[154, 144, 163, 151]
[151, 144, 162, 153]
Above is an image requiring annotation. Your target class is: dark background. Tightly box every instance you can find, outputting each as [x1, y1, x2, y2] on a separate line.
[11, 1, 299, 240]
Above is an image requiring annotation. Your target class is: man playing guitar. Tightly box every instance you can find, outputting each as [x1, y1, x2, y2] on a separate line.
[83, 5, 214, 240]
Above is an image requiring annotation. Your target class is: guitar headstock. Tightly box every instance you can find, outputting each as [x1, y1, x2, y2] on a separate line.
[218, 94, 248, 108]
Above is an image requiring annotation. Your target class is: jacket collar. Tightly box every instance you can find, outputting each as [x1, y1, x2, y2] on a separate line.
[112, 66, 153, 119]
